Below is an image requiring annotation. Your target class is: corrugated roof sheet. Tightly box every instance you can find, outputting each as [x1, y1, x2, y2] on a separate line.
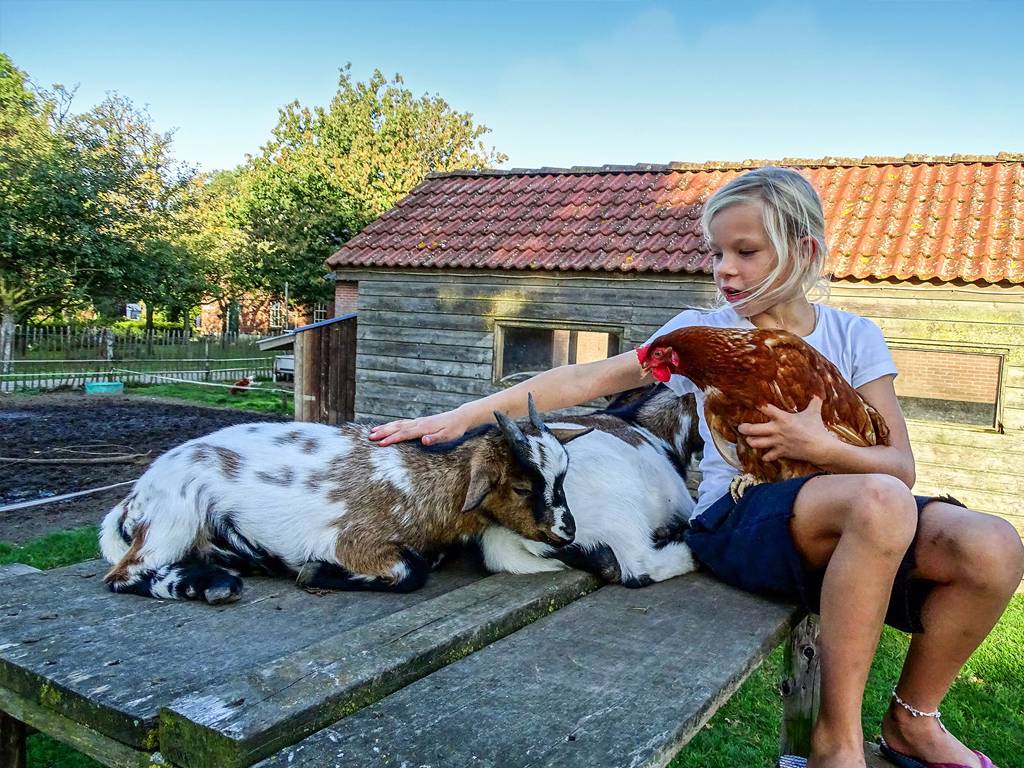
[326, 154, 1024, 285]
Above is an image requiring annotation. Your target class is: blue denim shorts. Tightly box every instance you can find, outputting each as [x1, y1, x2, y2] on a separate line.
[683, 474, 940, 633]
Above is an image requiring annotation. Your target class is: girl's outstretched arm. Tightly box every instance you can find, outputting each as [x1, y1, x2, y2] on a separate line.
[368, 350, 649, 446]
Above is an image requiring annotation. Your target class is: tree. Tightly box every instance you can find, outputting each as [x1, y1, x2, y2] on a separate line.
[0, 53, 201, 342]
[175, 170, 261, 333]
[235, 66, 506, 307]
[0, 53, 117, 324]
[71, 93, 200, 330]
[0, 278, 30, 373]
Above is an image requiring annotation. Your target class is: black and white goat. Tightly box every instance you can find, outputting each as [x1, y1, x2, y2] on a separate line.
[100, 397, 588, 603]
[479, 385, 701, 587]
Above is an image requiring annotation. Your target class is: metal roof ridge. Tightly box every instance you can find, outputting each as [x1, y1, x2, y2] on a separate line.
[425, 153, 1024, 179]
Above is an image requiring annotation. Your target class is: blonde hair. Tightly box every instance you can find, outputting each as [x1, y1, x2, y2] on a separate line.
[701, 166, 830, 312]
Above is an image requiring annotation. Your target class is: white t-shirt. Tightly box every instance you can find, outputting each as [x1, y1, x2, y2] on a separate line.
[645, 303, 898, 518]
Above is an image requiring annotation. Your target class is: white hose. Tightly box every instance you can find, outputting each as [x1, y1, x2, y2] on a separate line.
[0, 480, 137, 514]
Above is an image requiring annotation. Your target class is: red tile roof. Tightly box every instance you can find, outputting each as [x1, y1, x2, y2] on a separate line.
[326, 154, 1024, 285]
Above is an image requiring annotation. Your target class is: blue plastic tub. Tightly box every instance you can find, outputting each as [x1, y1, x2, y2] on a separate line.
[85, 381, 124, 395]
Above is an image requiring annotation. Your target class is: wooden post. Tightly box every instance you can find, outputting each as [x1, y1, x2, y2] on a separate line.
[0, 310, 14, 376]
[779, 613, 821, 758]
[0, 711, 26, 768]
[339, 316, 356, 422]
[305, 326, 320, 423]
[103, 327, 115, 380]
[293, 332, 305, 422]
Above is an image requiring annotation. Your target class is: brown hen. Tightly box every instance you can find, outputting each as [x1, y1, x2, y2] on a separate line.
[636, 326, 890, 498]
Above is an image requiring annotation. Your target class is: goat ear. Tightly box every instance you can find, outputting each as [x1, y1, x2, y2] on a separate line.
[548, 426, 593, 445]
[462, 461, 497, 513]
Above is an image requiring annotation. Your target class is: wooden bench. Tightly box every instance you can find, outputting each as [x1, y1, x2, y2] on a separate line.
[0, 558, 883, 768]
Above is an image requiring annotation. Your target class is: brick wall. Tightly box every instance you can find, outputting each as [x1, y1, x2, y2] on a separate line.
[334, 280, 358, 316]
[197, 294, 313, 335]
[891, 348, 1001, 403]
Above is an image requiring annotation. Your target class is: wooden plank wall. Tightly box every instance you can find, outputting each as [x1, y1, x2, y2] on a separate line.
[344, 268, 717, 422]
[828, 280, 1024, 540]
[342, 267, 1023, 538]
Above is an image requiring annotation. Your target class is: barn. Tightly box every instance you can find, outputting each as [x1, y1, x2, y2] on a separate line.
[325, 154, 1024, 538]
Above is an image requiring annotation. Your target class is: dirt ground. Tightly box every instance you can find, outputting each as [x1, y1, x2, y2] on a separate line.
[0, 392, 287, 544]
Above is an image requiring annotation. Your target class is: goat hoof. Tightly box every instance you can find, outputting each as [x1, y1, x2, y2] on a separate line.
[204, 576, 243, 605]
[205, 585, 242, 604]
[622, 573, 654, 589]
[295, 562, 319, 587]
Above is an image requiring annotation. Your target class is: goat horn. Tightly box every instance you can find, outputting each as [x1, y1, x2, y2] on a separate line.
[526, 392, 548, 433]
[494, 410, 533, 466]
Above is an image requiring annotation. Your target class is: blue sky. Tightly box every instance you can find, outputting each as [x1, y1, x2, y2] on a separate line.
[2, 0, 1022, 173]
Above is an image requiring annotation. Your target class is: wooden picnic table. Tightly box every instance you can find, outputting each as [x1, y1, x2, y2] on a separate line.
[0, 556, 855, 768]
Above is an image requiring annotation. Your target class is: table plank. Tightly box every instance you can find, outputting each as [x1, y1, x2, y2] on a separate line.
[161, 569, 602, 768]
[0, 686, 154, 768]
[0, 558, 485, 751]
[254, 574, 799, 768]
[0, 561, 194, 645]
[0, 564, 40, 582]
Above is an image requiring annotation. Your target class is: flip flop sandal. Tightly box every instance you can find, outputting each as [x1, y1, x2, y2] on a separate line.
[878, 737, 994, 768]
[776, 756, 808, 768]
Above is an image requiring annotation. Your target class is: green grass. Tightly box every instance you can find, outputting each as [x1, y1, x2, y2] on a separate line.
[670, 598, 1024, 768]
[0, 526, 99, 570]
[125, 381, 292, 415]
[5, 528, 1022, 767]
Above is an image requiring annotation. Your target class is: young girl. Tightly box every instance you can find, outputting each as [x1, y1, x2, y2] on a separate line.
[369, 167, 1023, 768]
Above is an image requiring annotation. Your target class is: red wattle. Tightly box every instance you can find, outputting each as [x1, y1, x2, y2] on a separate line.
[651, 365, 671, 383]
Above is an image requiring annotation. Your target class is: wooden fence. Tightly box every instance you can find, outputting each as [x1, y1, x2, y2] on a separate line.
[0, 325, 276, 393]
[8, 325, 259, 360]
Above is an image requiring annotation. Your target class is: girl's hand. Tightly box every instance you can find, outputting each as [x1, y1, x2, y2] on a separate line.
[737, 396, 840, 464]
[368, 408, 474, 447]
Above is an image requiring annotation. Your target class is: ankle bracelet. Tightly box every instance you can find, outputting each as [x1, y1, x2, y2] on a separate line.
[891, 688, 947, 732]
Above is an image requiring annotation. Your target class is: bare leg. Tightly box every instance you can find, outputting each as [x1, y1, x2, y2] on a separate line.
[789, 474, 919, 768]
[880, 502, 1024, 766]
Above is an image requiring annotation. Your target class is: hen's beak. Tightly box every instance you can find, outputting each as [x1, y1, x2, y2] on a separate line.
[635, 345, 650, 368]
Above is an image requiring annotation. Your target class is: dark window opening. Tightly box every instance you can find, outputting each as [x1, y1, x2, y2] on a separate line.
[497, 325, 620, 384]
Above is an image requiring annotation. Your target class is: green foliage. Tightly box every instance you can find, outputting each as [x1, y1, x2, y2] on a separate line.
[0, 526, 99, 570]
[174, 169, 261, 332]
[2, 55, 507, 334]
[234, 66, 507, 306]
[0, 54, 114, 319]
[108, 317, 193, 332]
[0, 53, 203, 329]
[73, 93, 204, 323]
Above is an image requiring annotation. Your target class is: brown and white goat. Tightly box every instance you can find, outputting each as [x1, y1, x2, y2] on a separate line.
[100, 398, 588, 603]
